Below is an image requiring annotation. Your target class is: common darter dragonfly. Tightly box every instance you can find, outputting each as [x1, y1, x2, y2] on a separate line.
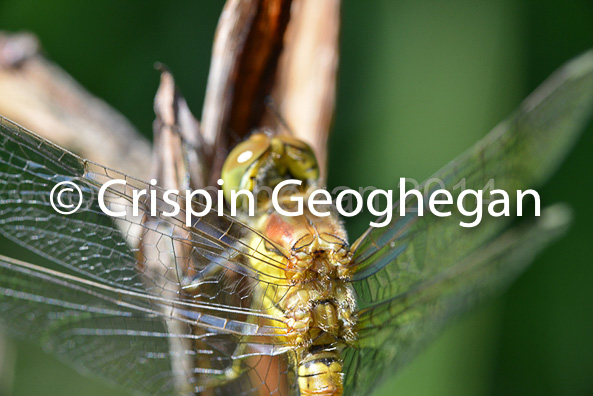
[0, 43, 592, 396]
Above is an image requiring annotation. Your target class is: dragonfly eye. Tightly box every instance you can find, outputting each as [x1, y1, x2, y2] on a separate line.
[221, 132, 320, 208]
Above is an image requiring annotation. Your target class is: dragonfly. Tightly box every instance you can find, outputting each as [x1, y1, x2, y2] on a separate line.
[0, 48, 593, 395]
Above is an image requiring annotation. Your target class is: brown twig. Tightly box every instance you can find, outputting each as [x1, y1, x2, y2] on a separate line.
[0, 31, 152, 180]
[153, 66, 209, 190]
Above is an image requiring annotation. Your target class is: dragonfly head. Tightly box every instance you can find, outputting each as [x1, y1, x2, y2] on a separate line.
[221, 132, 319, 209]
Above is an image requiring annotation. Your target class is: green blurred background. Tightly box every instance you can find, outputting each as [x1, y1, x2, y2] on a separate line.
[0, 0, 592, 395]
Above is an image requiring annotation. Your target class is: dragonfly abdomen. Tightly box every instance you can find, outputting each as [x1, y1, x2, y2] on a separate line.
[297, 348, 345, 396]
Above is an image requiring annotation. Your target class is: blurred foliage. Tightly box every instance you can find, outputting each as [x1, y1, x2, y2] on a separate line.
[0, 0, 591, 395]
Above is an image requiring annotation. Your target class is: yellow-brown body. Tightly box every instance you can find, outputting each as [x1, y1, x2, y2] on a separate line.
[222, 132, 357, 395]
[245, 203, 356, 396]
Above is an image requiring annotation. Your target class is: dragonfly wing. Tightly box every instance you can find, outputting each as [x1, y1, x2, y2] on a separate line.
[345, 50, 593, 395]
[0, 117, 296, 394]
[0, 254, 293, 395]
[344, 207, 570, 394]
[0, 115, 290, 292]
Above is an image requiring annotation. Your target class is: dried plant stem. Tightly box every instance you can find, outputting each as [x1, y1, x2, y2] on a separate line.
[0, 32, 151, 180]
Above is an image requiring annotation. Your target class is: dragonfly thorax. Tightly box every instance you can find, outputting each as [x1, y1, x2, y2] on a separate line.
[262, 208, 353, 280]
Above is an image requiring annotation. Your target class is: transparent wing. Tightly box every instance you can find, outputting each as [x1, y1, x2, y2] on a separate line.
[0, 255, 293, 395]
[344, 50, 593, 394]
[0, 115, 291, 290]
[344, 207, 571, 394]
[0, 116, 297, 395]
